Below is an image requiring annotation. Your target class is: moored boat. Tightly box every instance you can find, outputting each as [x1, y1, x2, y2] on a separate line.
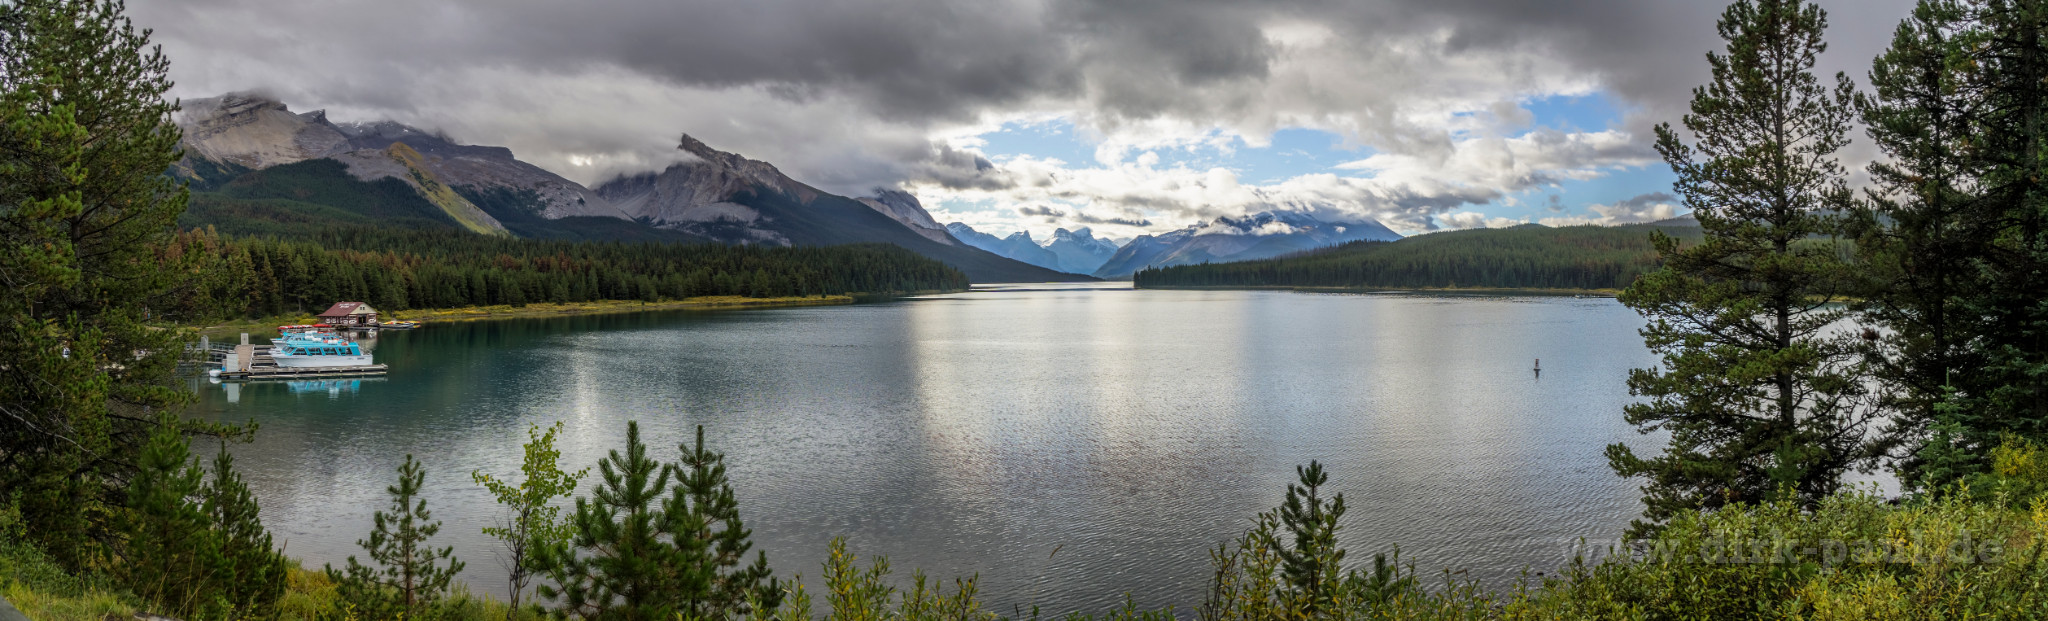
[380, 320, 421, 330]
[270, 325, 373, 368]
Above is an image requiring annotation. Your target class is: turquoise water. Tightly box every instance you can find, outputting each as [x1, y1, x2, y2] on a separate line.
[191, 283, 1662, 612]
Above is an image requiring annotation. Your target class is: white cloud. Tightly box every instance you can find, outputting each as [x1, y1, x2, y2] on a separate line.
[1538, 193, 1681, 227]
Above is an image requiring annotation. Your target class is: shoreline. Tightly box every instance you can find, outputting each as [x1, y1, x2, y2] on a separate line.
[1134, 284, 1622, 297]
[190, 295, 863, 338]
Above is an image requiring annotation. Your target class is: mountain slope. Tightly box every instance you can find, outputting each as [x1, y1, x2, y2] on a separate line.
[177, 93, 620, 221]
[1094, 212, 1403, 279]
[593, 135, 1090, 283]
[172, 92, 1088, 283]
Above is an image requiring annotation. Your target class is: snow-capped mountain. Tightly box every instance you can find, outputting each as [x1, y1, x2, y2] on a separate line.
[944, 223, 1063, 272]
[1042, 227, 1121, 275]
[1093, 211, 1402, 279]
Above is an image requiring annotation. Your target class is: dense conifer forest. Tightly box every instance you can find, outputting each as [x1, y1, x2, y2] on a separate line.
[1132, 223, 1702, 291]
[161, 227, 969, 321]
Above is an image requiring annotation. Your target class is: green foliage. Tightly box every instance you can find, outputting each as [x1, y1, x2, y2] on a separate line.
[205, 441, 292, 618]
[673, 425, 782, 618]
[156, 226, 968, 321]
[115, 418, 287, 620]
[1852, 0, 2048, 490]
[535, 421, 682, 621]
[0, 0, 214, 568]
[473, 422, 588, 615]
[1275, 462, 1346, 616]
[811, 537, 995, 621]
[1607, 0, 1875, 534]
[329, 455, 465, 621]
[118, 420, 217, 616]
[535, 422, 778, 621]
[1133, 224, 1698, 291]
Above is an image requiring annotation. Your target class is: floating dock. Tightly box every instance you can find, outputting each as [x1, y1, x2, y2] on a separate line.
[216, 364, 388, 380]
[202, 335, 388, 380]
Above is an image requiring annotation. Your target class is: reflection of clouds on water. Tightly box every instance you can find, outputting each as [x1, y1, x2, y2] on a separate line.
[187, 288, 1676, 612]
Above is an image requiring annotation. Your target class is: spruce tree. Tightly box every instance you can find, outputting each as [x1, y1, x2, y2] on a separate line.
[1275, 461, 1345, 617]
[203, 442, 290, 618]
[537, 421, 688, 621]
[329, 454, 465, 621]
[1606, 0, 1877, 533]
[1852, 0, 2000, 488]
[0, 0, 206, 568]
[672, 425, 780, 618]
[1953, 0, 2048, 458]
[119, 419, 221, 617]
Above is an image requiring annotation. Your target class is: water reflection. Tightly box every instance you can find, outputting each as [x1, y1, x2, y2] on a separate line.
[190, 285, 1663, 613]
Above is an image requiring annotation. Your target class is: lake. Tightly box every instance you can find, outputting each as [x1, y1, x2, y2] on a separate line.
[190, 283, 1663, 613]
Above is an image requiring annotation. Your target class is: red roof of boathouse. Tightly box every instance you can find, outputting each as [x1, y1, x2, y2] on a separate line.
[316, 302, 375, 318]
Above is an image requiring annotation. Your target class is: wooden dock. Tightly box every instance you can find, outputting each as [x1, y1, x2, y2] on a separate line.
[217, 364, 388, 380]
[203, 338, 388, 380]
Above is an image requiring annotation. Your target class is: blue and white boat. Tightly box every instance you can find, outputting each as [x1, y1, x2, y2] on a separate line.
[269, 325, 373, 368]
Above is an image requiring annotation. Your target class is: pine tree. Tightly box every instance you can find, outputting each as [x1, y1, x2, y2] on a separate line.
[329, 454, 465, 621]
[537, 421, 687, 621]
[203, 442, 290, 618]
[119, 419, 221, 617]
[473, 422, 588, 617]
[1605, 0, 1877, 533]
[1954, 0, 2048, 461]
[1851, 0, 2000, 488]
[1275, 461, 1345, 617]
[673, 425, 781, 618]
[0, 0, 204, 568]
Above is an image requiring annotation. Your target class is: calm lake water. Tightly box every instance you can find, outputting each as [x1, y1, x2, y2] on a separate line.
[190, 283, 1664, 613]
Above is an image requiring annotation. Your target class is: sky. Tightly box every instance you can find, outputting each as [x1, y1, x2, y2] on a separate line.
[132, 0, 1915, 239]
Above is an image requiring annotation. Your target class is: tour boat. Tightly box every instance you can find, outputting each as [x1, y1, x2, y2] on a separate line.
[269, 325, 373, 368]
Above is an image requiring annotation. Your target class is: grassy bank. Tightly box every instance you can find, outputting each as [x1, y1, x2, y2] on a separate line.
[190, 295, 858, 338]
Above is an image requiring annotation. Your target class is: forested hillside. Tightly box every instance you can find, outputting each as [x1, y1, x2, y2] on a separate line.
[161, 227, 968, 321]
[160, 157, 972, 321]
[1133, 223, 1702, 291]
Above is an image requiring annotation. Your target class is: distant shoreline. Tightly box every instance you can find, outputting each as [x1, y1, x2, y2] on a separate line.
[1135, 284, 1622, 297]
[190, 295, 863, 337]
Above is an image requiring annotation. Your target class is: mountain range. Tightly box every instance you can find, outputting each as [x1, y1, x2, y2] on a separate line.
[170, 91, 1408, 282]
[944, 224, 1129, 275]
[171, 92, 1083, 283]
[951, 212, 1401, 279]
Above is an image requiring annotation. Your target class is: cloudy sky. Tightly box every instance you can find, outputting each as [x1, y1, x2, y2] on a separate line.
[133, 0, 1913, 239]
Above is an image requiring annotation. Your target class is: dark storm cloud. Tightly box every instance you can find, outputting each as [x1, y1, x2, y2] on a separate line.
[130, 0, 1915, 207]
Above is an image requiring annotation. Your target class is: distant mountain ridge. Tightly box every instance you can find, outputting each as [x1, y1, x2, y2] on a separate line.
[171, 92, 1087, 283]
[945, 223, 1128, 275]
[1092, 211, 1403, 279]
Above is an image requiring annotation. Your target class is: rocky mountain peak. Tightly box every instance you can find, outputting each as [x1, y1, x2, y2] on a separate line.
[856, 188, 952, 245]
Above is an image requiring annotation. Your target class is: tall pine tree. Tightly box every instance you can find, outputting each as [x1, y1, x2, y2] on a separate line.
[1607, 0, 1877, 533]
[1956, 0, 2048, 459]
[329, 455, 465, 621]
[672, 425, 780, 618]
[0, 0, 208, 569]
[1852, 0, 2000, 488]
[537, 421, 688, 621]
